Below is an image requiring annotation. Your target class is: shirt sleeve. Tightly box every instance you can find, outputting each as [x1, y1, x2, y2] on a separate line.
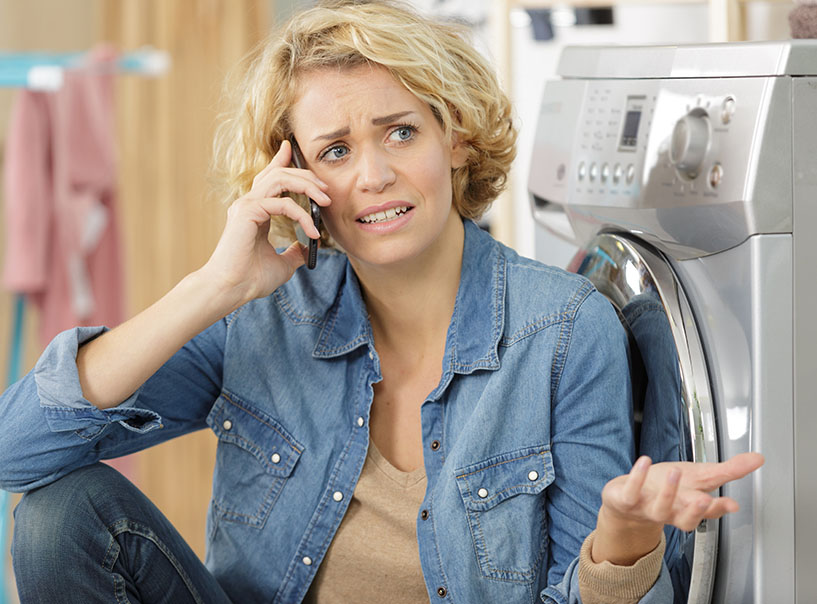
[0, 320, 226, 492]
[538, 287, 674, 603]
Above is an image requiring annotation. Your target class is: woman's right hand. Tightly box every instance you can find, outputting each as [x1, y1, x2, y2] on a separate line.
[200, 139, 332, 309]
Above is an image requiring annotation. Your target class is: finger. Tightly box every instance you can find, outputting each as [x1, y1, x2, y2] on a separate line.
[690, 452, 765, 492]
[621, 456, 651, 508]
[699, 496, 739, 518]
[271, 138, 293, 168]
[249, 142, 294, 189]
[255, 196, 321, 239]
[278, 240, 307, 273]
[651, 467, 681, 522]
[229, 194, 319, 238]
[252, 140, 326, 190]
[673, 495, 712, 532]
[252, 170, 331, 207]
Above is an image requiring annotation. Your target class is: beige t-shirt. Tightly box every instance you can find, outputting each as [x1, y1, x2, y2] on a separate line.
[303, 439, 430, 603]
[303, 439, 663, 603]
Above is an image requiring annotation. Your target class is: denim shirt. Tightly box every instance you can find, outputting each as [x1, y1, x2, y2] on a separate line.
[0, 220, 672, 603]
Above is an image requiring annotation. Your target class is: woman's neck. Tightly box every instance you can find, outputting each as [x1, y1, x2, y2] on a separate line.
[352, 212, 465, 357]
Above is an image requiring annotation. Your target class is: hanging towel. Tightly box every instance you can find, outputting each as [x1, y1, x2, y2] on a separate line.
[2, 46, 124, 347]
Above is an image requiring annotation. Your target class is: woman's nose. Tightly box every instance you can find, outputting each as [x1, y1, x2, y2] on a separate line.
[355, 146, 396, 193]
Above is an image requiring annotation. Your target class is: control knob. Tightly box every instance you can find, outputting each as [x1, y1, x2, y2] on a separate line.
[669, 108, 710, 179]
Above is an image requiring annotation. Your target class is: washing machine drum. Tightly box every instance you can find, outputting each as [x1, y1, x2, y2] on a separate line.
[570, 232, 720, 604]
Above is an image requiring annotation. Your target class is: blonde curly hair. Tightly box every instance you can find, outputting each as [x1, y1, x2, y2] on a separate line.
[212, 0, 517, 245]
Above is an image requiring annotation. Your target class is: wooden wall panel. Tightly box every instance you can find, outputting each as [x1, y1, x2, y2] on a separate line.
[101, 0, 271, 558]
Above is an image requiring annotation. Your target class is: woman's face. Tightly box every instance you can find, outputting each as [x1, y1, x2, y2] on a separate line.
[289, 65, 467, 271]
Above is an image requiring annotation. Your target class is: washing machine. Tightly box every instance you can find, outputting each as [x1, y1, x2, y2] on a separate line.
[528, 41, 817, 603]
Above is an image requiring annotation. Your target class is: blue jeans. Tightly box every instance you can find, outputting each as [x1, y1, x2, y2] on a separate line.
[11, 463, 232, 604]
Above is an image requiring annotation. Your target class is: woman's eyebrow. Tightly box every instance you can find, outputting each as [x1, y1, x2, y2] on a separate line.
[312, 127, 350, 142]
[371, 110, 415, 125]
[311, 111, 417, 142]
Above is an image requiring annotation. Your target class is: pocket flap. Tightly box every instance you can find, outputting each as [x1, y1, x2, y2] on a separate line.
[207, 392, 303, 478]
[455, 445, 554, 511]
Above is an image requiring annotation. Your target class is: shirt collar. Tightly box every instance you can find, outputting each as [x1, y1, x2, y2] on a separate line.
[313, 260, 372, 359]
[312, 220, 506, 373]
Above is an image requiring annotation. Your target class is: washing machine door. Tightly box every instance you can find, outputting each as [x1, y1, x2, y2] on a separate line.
[570, 232, 720, 604]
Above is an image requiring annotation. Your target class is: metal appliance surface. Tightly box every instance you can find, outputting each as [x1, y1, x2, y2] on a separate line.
[528, 41, 817, 603]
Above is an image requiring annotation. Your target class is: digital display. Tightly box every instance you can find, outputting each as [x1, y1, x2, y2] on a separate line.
[619, 96, 646, 150]
[620, 111, 641, 147]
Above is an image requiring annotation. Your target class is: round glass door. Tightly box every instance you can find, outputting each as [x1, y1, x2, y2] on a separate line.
[569, 232, 720, 604]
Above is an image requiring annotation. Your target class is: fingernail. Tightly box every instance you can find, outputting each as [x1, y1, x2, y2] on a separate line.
[697, 499, 709, 510]
[668, 469, 680, 484]
[636, 457, 649, 472]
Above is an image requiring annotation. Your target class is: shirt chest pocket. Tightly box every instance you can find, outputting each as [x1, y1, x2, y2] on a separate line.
[455, 445, 554, 584]
[207, 393, 303, 529]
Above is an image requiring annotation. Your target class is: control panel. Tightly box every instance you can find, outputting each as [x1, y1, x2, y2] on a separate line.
[529, 74, 792, 256]
[571, 84, 654, 203]
[558, 77, 778, 209]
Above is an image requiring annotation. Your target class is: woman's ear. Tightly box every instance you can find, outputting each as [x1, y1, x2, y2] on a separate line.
[450, 135, 469, 169]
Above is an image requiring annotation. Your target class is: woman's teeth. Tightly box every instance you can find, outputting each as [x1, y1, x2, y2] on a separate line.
[359, 206, 410, 224]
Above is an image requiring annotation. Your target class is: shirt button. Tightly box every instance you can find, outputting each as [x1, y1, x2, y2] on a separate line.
[421, 509, 429, 520]
[271, 453, 281, 464]
[430, 440, 441, 451]
[302, 556, 313, 566]
[477, 488, 489, 499]
[333, 491, 343, 502]
[222, 419, 232, 431]
[357, 417, 365, 427]
[528, 470, 539, 481]
[437, 587, 447, 598]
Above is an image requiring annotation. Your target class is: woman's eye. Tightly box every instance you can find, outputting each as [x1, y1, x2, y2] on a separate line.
[390, 126, 415, 142]
[322, 145, 349, 161]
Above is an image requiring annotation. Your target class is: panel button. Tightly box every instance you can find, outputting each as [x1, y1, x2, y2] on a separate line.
[721, 96, 736, 125]
[613, 163, 622, 184]
[709, 163, 723, 189]
[578, 161, 587, 181]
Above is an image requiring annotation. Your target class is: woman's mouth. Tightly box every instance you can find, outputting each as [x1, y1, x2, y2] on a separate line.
[357, 205, 412, 224]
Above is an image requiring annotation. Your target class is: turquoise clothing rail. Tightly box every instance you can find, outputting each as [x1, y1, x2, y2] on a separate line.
[0, 47, 169, 90]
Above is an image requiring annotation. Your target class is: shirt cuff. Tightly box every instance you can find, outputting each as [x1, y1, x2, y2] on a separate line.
[33, 326, 162, 436]
[578, 529, 666, 604]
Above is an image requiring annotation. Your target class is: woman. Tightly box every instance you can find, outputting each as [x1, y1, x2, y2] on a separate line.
[0, 1, 762, 603]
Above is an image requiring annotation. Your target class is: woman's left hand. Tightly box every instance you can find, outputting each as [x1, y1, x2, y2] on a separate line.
[592, 452, 764, 565]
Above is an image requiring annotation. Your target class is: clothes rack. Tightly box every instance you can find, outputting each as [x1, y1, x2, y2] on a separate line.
[0, 45, 170, 602]
[0, 46, 170, 90]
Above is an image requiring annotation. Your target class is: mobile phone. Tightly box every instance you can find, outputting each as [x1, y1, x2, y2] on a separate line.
[289, 136, 321, 270]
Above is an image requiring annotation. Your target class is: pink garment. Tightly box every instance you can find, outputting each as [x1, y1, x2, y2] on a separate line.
[2, 48, 124, 348]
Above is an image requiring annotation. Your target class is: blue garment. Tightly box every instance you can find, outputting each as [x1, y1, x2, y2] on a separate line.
[0, 219, 672, 603]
